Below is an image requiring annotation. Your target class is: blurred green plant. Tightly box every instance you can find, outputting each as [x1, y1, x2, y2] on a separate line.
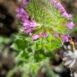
[11, 0, 76, 77]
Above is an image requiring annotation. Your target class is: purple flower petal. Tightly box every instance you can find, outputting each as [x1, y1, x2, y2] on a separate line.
[23, 20, 30, 26]
[50, 0, 72, 20]
[22, 0, 29, 5]
[61, 35, 69, 42]
[66, 22, 74, 29]
[24, 28, 32, 33]
[62, 12, 72, 19]
[32, 34, 39, 40]
[54, 32, 59, 37]
[43, 32, 48, 37]
[30, 21, 37, 27]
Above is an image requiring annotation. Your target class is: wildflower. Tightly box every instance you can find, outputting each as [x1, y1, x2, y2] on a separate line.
[23, 20, 37, 33]
[43, 32, 48, 38]
[50, 0, 72, 19]
[55, 2, 64, 11]
[61, 35, 69, 42]
[32, 34, 39, 40]
[16, 0, 75, 41]
[30, 21, 37, 27]
[50, 0, 57, 4]
[22, 0, 29, 5]
[66, 22, 74, 29]
[62, 12, 72, 20]
[16, 5, 37, 34]
[16, 6, 27, 19]
[54, 32, 59, 37]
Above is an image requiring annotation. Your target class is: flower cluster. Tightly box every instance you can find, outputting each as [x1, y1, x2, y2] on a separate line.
[16, 5, 37, 34]
[50, 0, 74, 29]
[54, 32, 69, 42]
[16, 0, 48, 40]
[32, 32, 48, 40]
[16, 0, 75, 42]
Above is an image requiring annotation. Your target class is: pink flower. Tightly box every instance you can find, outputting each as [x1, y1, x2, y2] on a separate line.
[66, 22, 74, 29]
[67, 14, 72, 19]
[24, 28, 32, 33]
[50, 0, 72, 20]
[30, 21, 37, 27]
[16, 7, 26, 14]
[54, 32, 59, 37]
[23, 20, 30, 27]
[50, 0, 57, 5]
[22, 0, 29, 5]
[62, 12, 72, 19]
[22, 20, 37, 33]
[32, 34, 39, 40]
[61, 35, 69, 42]
[16, 6, 27, 19]
[43, 32, 48, 38]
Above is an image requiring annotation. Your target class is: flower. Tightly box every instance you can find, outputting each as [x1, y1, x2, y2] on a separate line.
[16, 0, 75, 41]
[61, 35, 69, 42]
[32, 34, 39, 40]
[16, 5, 37, 34]
[16, 6, 27, 19]
[54, 32, 59, 37]
[50, 0, 57, 5]
[22, 20, 37, 33]
[66, 22, 74, 29]
[43, 32, 48, 38]
[62, 12, 72, 20]
[30, 21, 37, 27]
[22, 0, 29, 5]
[50, 0, 72, 20]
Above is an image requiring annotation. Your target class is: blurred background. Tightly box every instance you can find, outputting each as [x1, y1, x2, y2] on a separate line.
[0, 0, 77, 77]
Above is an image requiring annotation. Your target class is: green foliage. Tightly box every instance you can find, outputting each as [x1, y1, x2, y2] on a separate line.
[10, 29, 61, 77]
[12, 34, 48, 62]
